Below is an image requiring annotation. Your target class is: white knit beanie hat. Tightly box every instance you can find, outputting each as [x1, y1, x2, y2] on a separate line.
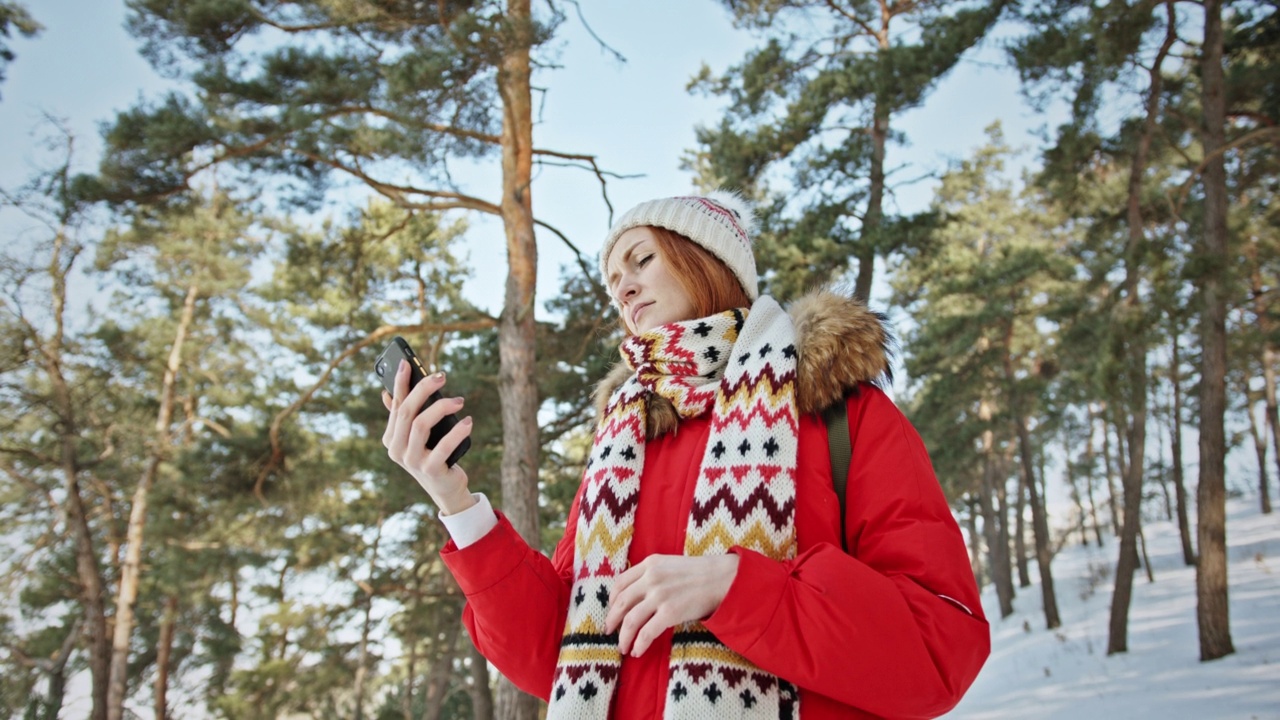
[600, 189, 759, 300]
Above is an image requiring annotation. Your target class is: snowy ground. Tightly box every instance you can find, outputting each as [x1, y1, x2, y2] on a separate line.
[947, 499, 1280, 719]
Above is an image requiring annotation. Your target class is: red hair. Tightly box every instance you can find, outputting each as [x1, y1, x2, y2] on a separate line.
[619, 226, 752, 334]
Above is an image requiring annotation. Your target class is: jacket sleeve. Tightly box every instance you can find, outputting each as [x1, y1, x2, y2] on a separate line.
[438, 484, 582, 700]
[702, 386, 990, 719]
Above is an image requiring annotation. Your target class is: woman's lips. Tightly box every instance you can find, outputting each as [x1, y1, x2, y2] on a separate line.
[631, 301, 653, 326]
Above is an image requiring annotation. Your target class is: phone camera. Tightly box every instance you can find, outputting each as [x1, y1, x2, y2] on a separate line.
[376, 360, 386, 377]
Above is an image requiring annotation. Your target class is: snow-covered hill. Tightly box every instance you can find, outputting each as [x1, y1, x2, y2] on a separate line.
[947, 499, 1280, 719]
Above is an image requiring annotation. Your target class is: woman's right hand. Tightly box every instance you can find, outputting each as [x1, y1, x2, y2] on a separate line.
[381, 359, 477, 516]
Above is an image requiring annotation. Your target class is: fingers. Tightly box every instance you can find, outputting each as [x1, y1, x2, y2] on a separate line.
[393, 357, 411, 400]
[604, 555, 739, 657]
[386, 366, 447, 459]
[629, 612, 669, 658]
[607, 560, 660, 657]
[604, 565, 641, 633]
[406, 402, 471, 470]
[382, 391, 392, 411]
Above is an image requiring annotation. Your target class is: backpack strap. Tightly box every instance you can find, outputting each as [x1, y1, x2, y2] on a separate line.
[821, 399, 851, 552]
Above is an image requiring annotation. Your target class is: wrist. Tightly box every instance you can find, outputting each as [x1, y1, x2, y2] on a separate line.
[435, 487, 477, 516]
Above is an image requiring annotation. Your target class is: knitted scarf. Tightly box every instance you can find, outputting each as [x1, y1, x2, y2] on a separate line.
[548, 296, 801, 719]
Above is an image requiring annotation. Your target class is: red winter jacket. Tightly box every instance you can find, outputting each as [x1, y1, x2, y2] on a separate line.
[440, 384, 989, 718]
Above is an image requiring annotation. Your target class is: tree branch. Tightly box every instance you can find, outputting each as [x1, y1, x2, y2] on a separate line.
[1175, 126, 1280, 216]
[826, 0, 878, 37]
[0, 445, 59, 467]
[252, 319, 497, 502]
[326, 105, 505, 146]
[0, 460, 59, 515]
[296, 150, 504, 215]
[534, 218, 605, 295]
[559, 0, 626, 63]
[531, 149, 640, 225]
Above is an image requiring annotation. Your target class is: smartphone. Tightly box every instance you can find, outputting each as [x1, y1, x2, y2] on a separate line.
[375, 336, 471, 468]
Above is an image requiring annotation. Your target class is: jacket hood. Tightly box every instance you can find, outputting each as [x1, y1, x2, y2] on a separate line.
[593, 288, 894, 438]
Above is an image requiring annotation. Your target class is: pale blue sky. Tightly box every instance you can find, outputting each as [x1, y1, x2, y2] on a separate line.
[0, 0, 1049, 316]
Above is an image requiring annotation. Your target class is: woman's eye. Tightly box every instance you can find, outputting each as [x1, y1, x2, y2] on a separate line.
[638, 254, 653, 267]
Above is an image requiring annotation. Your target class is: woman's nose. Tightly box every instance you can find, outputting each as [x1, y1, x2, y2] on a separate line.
[616, 275, 639, 299]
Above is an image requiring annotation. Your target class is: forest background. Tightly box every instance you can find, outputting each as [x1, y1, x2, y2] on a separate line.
[0, 1, 1276, 719]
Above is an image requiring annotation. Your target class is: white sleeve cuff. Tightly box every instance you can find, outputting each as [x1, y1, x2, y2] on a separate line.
[439, 492, 499, 549]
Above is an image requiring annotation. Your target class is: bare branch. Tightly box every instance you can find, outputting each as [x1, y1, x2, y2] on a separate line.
[1174, 126, 1280, 217]
[531, 149, 640, 224]
[560, 0, 626, 63]
[296, 151, 503, 215]
[534, 218, 606, 296]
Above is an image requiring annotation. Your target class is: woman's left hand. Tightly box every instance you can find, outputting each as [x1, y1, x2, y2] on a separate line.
[604, 553, 741, 657]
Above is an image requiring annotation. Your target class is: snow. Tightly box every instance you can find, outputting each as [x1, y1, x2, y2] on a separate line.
[947, 499, 1280, 719]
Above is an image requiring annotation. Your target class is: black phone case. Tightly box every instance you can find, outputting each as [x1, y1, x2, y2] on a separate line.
[375, 336, 471, 467]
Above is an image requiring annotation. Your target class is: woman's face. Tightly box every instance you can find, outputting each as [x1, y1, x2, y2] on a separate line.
[606, 227, 697, 334]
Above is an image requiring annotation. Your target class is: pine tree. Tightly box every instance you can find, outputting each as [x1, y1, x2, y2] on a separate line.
[690, 0, 1009, 301]
[1010, 0, 1196, 655]
[892, 124, 1072, 627]
[89, 3, 613, 711]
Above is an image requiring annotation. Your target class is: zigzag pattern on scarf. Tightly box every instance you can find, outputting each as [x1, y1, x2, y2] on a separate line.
[548, 300, 801, 719]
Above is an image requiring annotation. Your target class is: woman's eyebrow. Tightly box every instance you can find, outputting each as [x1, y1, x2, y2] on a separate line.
[607, 242, 643, 284]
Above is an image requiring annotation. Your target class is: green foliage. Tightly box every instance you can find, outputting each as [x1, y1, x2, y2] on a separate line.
[0, 1, 40, 97]
[893, 124, 1074, 502]
[90, 0, 561, 209]
[691, 0, 1010, 300]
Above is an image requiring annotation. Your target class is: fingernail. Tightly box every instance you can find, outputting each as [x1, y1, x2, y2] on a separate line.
[398, 359, 407, 374]
[453, 396, 465, 406]
[462, 416, 473, 426]
[432, 371, 445, 381]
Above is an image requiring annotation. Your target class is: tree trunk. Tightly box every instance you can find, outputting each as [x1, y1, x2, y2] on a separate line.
[1138, 523, 1155, 583]
[1105, 0, 1175, 653]
[469, 639, 495, 720]
[32, 619, 81, 720]
[1106, 413, 1146, 656]
[1097, 404, 1122, 537]
[967, 496, 984, 584]
[1020, 419, 1060, 628]
[1169, 316, 1196, 564]
[494, 1, 542, 716]
[1112, 412, 1130, 495]
[1196, 0, 1234, 662]
[1251, 239, 1278, 516]
[1245, 389, 1271, 514]
[1084, 411, 1105, 547]
[1152, 413, 1173, 522]
[107, 283, 199, 720]
[978, 400, 1014, 617]
[1066, 449, 1088, 546]
[353, 513, 385, 720]
[854, 8, 891, 301]
[1014, 470, 1031, 588]
[41, 228, 110, 720]
[423, 616, 462, 720]
[1265, 344, 1280, 516]
[1003, 335, 1060, 628]
[402, 637, 417, 720]
[154, 595, 178, 720]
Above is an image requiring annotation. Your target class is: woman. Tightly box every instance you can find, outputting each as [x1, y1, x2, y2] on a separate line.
[382, 191, 989, 719]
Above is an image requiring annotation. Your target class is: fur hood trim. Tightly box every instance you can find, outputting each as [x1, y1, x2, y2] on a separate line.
[592, 289, 894, 438]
